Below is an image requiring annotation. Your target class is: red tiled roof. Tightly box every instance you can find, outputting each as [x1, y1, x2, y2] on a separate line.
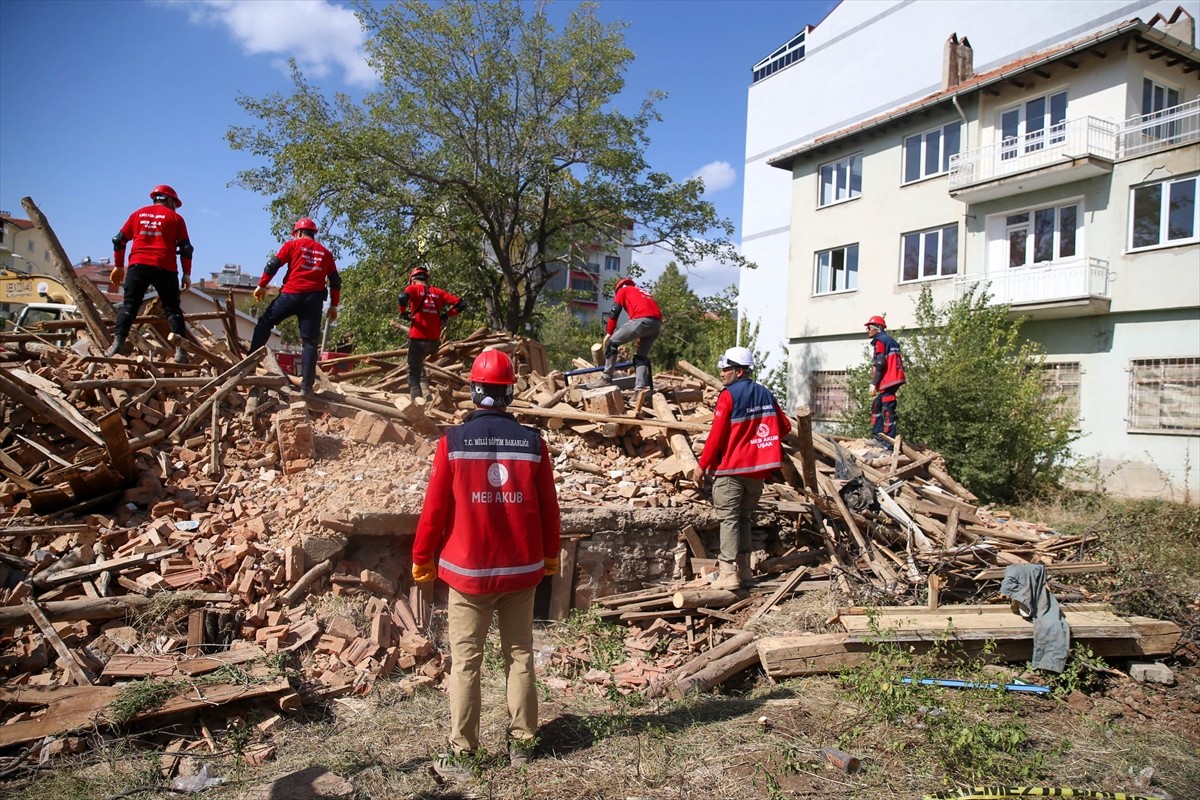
[0, 213, 34, 230]
[769, 17, 1199, 168]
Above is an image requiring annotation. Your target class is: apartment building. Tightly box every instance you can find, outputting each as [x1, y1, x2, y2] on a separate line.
[740, 1, 1193, 369]
[539, 223, 635, 323]
[767, 10, 1199, 499]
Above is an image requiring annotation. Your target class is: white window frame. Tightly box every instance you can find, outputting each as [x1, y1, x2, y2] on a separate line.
[813, 244, 859, 296]
[902, 121, 962, 184]
[818, 153, 862, 207]
[810, 370, 851, 422]
[604, 255, 620, 272]
[1127, 357, 1200, 434]
[1003, 201, 1081, 268]
[999, 90, 1068, 160]
[900, 223, 958, 283]
[1128, 173, 1199, 251]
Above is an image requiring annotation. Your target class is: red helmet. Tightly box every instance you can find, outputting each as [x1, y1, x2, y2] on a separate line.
[865, 315, 886, 329]
[615, 277, 635, 291]
[469, 349, 516, 385]
[150, 184, 181, 208]
[293, 217, 318, 234]
[409, 266, 429, 282]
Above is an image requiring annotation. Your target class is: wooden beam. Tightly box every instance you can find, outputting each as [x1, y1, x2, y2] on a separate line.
[97, 409, 135, 481]
[21, 597, 94, 686]
[170, 346, 267, 441]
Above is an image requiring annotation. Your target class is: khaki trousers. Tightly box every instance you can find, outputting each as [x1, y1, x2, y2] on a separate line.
[446, 585, 538, 754]
[711, 475, 764, 563]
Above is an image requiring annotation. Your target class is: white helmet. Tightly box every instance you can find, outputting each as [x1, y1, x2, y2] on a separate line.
[718, 346, 754, 371]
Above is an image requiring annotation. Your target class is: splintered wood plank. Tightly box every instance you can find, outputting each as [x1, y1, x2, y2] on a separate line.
[21, 598, 94, 686]
[97, 409, 135, 480]
[548, 538, 578, 621]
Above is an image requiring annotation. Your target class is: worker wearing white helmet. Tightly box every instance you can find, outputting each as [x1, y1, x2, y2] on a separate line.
[693, 346, 791, 589]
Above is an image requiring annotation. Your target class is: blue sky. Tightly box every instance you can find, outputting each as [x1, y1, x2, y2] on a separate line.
[0, 0, 837, 298]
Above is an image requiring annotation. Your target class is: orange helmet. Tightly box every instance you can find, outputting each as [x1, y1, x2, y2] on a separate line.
[615, 277, 635, 291]
[293, 217, 318, 234]
[150, 184, 181, 208]
[865, 315, 886, 329]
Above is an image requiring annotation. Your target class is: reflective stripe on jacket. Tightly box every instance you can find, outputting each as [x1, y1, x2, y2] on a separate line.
[698, 378, 791, 478]
[411, 409, 561, 595]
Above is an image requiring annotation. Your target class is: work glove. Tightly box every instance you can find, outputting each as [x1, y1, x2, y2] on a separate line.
[691, 466, 706, 487]
[439, 309, 450, 323]
[109, 268, 124, 287]
[180, 275, 191, 291]
[868, 383, 877, 395]
[602, 334, 611, 351]
[327, 306, 339, 322]
[543, 557, 559, 577]
[252, 286, 266, 303]
[411, 562, 436, 584]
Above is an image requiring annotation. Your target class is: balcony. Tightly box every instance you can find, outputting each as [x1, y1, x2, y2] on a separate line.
[948, 116, 1118, 203]
[1118, 98, 1200, 160]
[953, 256, 1112, 319]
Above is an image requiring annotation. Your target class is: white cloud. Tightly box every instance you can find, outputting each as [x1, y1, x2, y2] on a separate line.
[182, 0, 375, 87]
[691, 161, 736, 194]
[632, 243, 741, 300]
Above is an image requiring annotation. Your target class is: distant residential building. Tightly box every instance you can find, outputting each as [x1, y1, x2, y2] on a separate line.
[762, 6, 1199, 500]
[540, 219, 636, 323]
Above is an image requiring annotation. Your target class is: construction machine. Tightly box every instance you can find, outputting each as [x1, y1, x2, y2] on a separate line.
[1, 271, 73, 330]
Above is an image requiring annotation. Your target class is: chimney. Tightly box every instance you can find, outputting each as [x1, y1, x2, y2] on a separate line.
[942, 33, 974, 91]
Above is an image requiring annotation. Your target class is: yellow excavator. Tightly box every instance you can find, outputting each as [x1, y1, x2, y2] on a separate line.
[0, 270, 76, 331]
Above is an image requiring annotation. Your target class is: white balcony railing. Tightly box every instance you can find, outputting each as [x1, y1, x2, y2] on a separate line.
[953, 256, 1111, 306]
[948, 116, 1119, 191]
[1118, 97, 1200, 159]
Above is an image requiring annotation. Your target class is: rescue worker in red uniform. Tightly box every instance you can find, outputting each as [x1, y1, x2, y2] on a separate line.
[107, 184, 194, 362]
[589, 277, 662, 391]
[865, 315, 906, 449]
[412, 349, 560, 781]
[692, 346, 791, 589]
[396, 267, 465, 399]
[250, 218, 342, 395]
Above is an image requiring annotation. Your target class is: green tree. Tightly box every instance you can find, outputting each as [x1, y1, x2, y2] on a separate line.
[227, 0, 744, 338]
[836, 285, 1077, 502]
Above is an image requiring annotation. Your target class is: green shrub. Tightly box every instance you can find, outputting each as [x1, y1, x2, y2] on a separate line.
[837, 285, 1077, 502]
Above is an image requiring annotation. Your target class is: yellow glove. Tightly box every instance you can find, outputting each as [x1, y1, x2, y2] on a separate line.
[543, 557, 559, 577]
[412, 562, 436, 584]
[252, 286, 266, 303]
[109, 268, 124, 286]
[601, 334, 611, 351]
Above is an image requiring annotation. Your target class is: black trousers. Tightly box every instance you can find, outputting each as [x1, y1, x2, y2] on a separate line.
[407, 338, 440, 396]
[251, 290, 325, 390]
[113, 264, 187, 340]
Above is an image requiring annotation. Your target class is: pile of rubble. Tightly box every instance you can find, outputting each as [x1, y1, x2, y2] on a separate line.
[0, 201, 1181, 767]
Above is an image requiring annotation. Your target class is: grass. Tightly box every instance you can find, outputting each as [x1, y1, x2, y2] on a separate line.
[6, 496, 1199, 799]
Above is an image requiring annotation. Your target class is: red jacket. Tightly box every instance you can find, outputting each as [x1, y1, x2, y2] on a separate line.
[870, 330, 906, 392]
[412, 409, 561, 595]
[605, 283, 662, 335]
[698, 378, 791, 479]
[115, 204, 192, 274]
[259, 238, 341, 306]
[398, 283, 463, 340]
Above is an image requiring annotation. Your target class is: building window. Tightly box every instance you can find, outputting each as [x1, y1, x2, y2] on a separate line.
[810, 370, 851, 422]
[1130, 174, 1197, 250]
[901, 224, 958, 282]
[1041, 362, 1081, 428]
[814, 244, 859, 295]
[1128, 357, 1200, 433]
[903, 121, 962, 184]
[818, 153, 862, 207]
[1142, 78, 1181, 140]
[1000, 90, 1068, 159]
[1006, 203, 1079, 267]
[569, 276, 597, 293]
[752, 30, 805, 84]
[604, 256, 620, 272]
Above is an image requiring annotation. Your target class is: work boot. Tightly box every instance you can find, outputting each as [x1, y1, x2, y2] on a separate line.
[173, 346, 188, 364]
[712, 560, 742, 590]
[736, 553, 754, 585]
[584, 375, 613, 389]
[431, 752, 474, 784]
[104, 336, 126, 358]
[420, 380, 432, 401]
